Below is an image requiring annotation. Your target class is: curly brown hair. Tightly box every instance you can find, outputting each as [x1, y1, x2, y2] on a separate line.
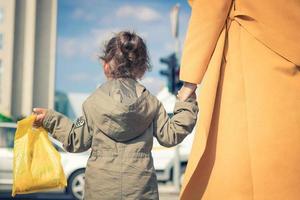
[99, 31, 151, 79]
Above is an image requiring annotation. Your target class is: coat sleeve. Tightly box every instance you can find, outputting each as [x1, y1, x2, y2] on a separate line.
[42, 106, 93, 153]
[153, 98, 198, 147]
[180, 0, 232, 84]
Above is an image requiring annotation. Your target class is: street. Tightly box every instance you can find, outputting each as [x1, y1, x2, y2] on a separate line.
[158, 183, 179, 200]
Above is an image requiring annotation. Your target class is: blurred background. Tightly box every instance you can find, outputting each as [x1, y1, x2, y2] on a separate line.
[0, 0, 194, 199]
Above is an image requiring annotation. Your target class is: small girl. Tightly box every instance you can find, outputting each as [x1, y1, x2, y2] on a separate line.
[33, 31, 198, 200]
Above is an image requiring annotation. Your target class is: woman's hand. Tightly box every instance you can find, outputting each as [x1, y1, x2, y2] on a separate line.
[177, 82, 197, 101]
[33, 108, 47, 127]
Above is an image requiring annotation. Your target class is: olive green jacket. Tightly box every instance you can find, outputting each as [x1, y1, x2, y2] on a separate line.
[43, 78, 198, 200]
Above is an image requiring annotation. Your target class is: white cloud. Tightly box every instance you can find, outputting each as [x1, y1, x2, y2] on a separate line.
[57, 37, 90, 58]
[90, 28, 121, 45]
[68, 73, 91, 81]
[68, 73, 101, 82]
[57, 28, 121, 60]
[71, 8, 95, 21]
[57, 37, 76, 57]
[139, 76, 165, 95]
[164, 42, 175, 52]
[116, 5, 161, 22]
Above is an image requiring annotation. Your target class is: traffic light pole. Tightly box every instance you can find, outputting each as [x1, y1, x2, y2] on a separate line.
[171, 3, 181, 193]
[173, 40, 182, 193]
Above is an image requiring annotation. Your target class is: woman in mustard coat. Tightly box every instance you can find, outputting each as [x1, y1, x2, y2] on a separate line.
[178, 0, 300, 199]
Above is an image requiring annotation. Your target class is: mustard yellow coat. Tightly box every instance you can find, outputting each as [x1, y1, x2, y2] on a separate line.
[180, 0, 300, 199]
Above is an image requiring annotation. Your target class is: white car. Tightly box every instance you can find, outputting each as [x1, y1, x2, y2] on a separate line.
[152, 125, 195, 184]
[153, 87, 195, 184]
[0, 122, 88, 200]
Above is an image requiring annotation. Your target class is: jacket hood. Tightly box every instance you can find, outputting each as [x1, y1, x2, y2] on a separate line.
[86, 78, 158, 142]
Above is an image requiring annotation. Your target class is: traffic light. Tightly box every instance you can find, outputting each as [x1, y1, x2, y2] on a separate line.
[159, 53, 183, 94]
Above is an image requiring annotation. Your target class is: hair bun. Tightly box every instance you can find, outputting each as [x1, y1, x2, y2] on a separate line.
[122, 40, 135, 53]
[119, 32, 138, 59]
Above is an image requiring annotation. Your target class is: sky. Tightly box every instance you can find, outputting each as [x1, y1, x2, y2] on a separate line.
[55, 0, 191, 95]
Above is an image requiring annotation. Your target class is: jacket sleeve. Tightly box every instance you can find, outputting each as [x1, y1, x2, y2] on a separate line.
[180, 0, 232, 84]
[42, 106, 93, 153]
[153, 98, 198, 147]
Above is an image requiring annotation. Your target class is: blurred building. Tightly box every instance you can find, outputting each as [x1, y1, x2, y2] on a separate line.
[0, 0, 57, 118]
[55, 91, 78, 120]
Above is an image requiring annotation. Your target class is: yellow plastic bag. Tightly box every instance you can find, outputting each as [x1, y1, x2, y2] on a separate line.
[12, 115, 67, 196]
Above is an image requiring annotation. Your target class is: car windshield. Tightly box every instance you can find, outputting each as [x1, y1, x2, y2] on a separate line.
[0, 126, 16, 149]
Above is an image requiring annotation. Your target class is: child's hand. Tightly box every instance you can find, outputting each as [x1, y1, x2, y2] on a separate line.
[177, 82, 197, 101]
[33, 108, 47, 127]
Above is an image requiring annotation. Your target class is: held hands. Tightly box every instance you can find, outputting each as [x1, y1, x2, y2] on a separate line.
[177, 82, 197, 101]
[32, 108, 47, 127]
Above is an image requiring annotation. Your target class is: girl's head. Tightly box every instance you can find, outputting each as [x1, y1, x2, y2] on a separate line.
[100, 31, 151, 80]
